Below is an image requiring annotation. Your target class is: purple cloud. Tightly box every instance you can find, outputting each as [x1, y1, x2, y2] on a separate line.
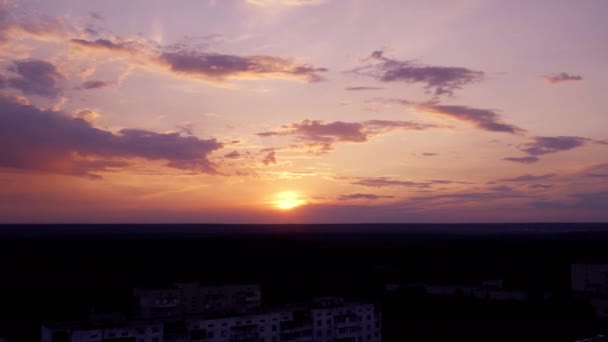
[81, 80, 110, 90]
[350, 177, 430, 188]
[344, 86, 384, 91]
[70, 38, 145, 54]
[7, 59, 65, 98]
[224, 151, 241, 159]
[0, 96, 223, 179]
[503, 156, 539, 164]
[419, 103, 525, 134]
[498, 174, 556, 182]
[543, 72, 583, 84]
[351, 50, 484, 96]
[258, 119, 440, 152]
[519, 136, 589, 155]
[262, 151, 276, 165]
[338, 193, 395, 201]
[160, 50, 327, 82]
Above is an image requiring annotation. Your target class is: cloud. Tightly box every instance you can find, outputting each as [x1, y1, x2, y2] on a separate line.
[74, 109, 101, 124]
[160, 50, 327, 82]
[502, 156, 539, 164]
[422, 152, 437, 156]
[411, 191, 529, 201]
[528, 184, 552, 189]
[519, 136, 589, 155]
[417, 103, 525, 134]
[71, 37, 328, 83]
[498, 174, 556, 182]
[262, 151, 277, 165]
[6, 59, 65, 98]
[350, 50, 484, 96]
[70, 38, 147, 55]
[338, 193, 395, 201]
[0, 96, 223, 179]
[257, 119, 440, 152]
[344, 86, 384, 91]
[0, 2, 68, 45]
[350, 177, 430, 188]
[487, 185, 513, 192]
[587, 173, 608, 178]
[81, 80, 110, 90]
[224, 151, 241, 159]
[543, 72, 583, 84]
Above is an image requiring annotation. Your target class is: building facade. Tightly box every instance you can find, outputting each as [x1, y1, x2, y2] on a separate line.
[42, 288, 381, 342]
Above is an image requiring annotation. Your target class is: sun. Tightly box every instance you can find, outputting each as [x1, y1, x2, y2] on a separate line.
[272, 191, 306, 211]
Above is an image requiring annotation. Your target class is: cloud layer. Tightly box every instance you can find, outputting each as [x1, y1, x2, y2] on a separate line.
[258, 119, 440, 152]
[0, 96, 223, 179]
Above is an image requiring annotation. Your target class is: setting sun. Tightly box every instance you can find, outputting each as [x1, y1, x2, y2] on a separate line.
[272, 191, 306, 211]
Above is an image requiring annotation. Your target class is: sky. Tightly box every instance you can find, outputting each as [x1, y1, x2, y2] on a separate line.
[0, 0, 607, 223]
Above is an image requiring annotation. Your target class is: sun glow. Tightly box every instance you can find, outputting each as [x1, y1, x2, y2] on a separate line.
[272, 191, 306, 210]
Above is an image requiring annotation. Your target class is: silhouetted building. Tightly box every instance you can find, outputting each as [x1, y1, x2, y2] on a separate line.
[41, 290, 381, 342]
[571, 264, 608, 319]
[133, 283, 261, 318]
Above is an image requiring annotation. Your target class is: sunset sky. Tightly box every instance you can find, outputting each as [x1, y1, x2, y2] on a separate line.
[1, 0, 607, 223]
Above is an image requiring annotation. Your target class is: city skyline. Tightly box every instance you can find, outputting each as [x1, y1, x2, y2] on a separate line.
[1, 0, 608, 223]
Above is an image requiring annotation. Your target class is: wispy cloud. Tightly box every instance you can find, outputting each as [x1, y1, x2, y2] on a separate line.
[258, 119, 441, 152]
[502, 156, 539, 164]
[350, 50, 484, 97]
[417, 103, 525, 134]
[349, 177, 430, 188]
[498, 174, 556, 182]
[344, 86, 384, 91]
[542, 72, 582, 84]
[338, 193, 395, 201]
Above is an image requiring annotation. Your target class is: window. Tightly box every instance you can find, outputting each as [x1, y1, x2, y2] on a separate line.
[317, 320, 322, 326]
[272, 325, 277, 332]
[222, 330, 227, 337]
[317, 331, 322, 337]
[153, 338, 159, 342]
[260, 326, 265, 332]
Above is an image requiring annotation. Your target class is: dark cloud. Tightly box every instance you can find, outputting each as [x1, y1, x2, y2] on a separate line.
[0, 96, 223, 179]
[503, 156, 539, 164]
[262, 151, 276, 165]
[429, 180, 473, 185]
[70, 38, 144, 54]
[519, 136, 589, 155]
[419, 103, 525, 134]
[587, 173, 608, 178]
[71, 37, 328, 83]
[498, 174, 556, 182]
[338, 193, 394, 201]
[7, 59, 65, 98]
[422, 152, 437, 156]
[488, 185, 513, 192]
[344, 86, 384, 91]
[224, 151, 241, 159]
[350, 177, 430, 188]
[81, 80, 110, 90]
[257, 119, 440, 152]
[160, 50, 327, 82]
[543, 72, 582, 84]
[411, 191, 529, 201]
[528, 184, 552, 189]
[350, 50, 484, 96]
